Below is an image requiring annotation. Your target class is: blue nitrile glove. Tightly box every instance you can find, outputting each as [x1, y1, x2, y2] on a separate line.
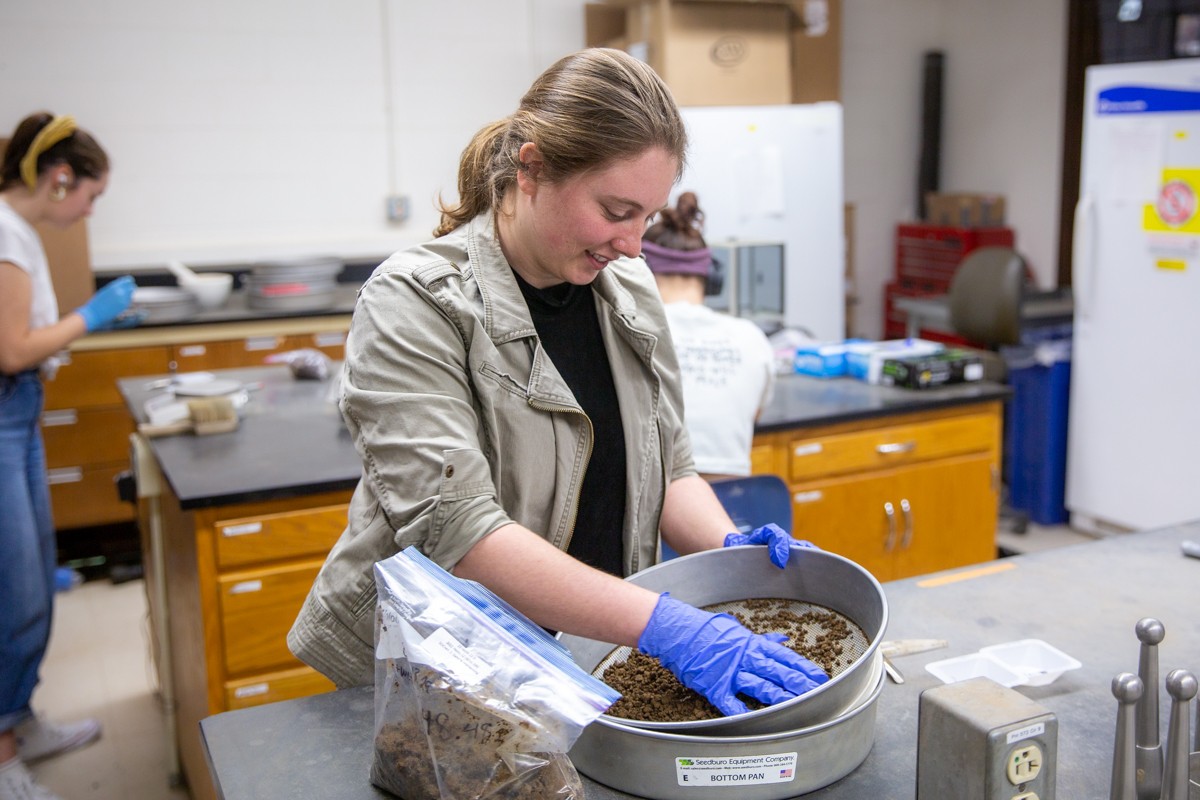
[638, 593, 829, 717]
[76, 275, 137, 332]
[723, 523, 819, 569]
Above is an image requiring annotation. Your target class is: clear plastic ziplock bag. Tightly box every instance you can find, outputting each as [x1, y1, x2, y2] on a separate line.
[371, 546, 620, 799]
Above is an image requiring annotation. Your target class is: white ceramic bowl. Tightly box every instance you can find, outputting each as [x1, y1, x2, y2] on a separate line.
[185, 273, 234, 309]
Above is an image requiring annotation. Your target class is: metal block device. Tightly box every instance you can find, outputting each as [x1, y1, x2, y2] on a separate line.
[917, 676, 1057, 800]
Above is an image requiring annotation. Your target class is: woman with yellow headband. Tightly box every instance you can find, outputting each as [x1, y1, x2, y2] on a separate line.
[0, 111, 139, 800]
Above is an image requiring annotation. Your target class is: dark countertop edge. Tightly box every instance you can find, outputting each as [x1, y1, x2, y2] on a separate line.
[754, 383, 1013, 434]
[172, 477, 360, 511]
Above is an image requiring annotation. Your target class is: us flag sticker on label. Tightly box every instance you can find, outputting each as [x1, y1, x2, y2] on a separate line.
[674, 753, 798, 787]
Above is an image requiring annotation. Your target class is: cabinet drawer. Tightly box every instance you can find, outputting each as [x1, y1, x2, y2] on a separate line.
[47, 462, 133, 529]
[787, 413, 998, 482]
[42, 406, 134, 469]
[43, 346, 172, 410]
[214, 504, 348, 568]
[218, 562, 322, 677]
[223, 666, 334, 711]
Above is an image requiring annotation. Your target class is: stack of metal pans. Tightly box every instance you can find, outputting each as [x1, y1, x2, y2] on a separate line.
[557, 546, 889, 800]
[246, 257, 343, 312]
[129, 286, 199, 324]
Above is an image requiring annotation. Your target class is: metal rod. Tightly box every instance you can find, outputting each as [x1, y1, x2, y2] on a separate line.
[1113, 673, 1144, 800]
[1135, 617, 1165, 800]
[1163, 670, 1197, 800]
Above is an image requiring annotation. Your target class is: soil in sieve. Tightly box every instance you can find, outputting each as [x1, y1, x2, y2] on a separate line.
[602, 598, 863, 723]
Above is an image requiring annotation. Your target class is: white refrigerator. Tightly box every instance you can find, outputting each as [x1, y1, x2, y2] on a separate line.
[1068, 59, 1200, 535]
[677, 104, 845, 341]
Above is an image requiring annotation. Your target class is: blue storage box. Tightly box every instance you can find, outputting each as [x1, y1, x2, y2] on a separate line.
[1002, 339, 1072, 525]
[793, 339, 866, 378]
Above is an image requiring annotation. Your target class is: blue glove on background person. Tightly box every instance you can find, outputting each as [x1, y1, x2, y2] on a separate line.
[638, 593, 829, 716]
[724, 522, 818, 569]
[76, 275, 140, 332]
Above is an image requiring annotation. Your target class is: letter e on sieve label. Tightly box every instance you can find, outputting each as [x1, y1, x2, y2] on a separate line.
[674, 752, 798, 786]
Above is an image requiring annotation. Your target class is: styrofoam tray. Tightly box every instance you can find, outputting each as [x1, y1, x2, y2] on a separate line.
[925, 639, 1080, 687]
[979, 639, 1082, 687]
[924, 652, 1026, 687]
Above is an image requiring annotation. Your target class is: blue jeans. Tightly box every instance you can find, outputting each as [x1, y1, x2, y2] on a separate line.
[0, 371, 55, 734]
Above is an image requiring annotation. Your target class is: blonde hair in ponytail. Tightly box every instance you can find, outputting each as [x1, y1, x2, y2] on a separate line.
[434, 48, 687, 238]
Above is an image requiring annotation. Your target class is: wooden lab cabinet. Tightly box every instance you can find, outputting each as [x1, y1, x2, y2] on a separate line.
[151, 489, 350, 800]
[42, 345, 173, 529]
[41, 323, 348, 532]
[751, 402, 1002, 581]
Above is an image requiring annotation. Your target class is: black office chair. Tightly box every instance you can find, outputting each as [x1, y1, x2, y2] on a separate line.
[948, 246, 1030, 534]
[710, 475, 793, 535]
[660, 475, 793, 561]
[949, 246, 1025, 343]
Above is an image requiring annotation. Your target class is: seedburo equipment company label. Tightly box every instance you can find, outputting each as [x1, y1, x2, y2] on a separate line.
[674, 753, 798, 787]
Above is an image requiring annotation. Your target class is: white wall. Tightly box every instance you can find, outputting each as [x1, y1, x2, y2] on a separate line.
[1, 0, 1068, 335]
[0, 0, 583, 270]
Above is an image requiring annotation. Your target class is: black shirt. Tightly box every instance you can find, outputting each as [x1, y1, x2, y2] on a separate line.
[514, 271, 628, 577]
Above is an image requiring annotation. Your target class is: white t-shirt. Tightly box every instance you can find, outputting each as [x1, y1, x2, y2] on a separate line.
[0, 198, 59, 330]
[0, 198, 61, 374]
[664, 302, 776, 476]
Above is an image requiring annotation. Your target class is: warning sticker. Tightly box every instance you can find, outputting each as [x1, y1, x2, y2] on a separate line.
[674, 753, 798, 787]
[1144, 169, 1200, 233]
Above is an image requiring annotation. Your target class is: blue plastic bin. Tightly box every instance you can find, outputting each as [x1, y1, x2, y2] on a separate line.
[1001, 339, 1072, 525]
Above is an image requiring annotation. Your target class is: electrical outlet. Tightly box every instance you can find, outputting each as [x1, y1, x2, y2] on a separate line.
[385, 194, 410, 223]
[1007, 743, 1042, 784]
[917, 677, 1057, 800]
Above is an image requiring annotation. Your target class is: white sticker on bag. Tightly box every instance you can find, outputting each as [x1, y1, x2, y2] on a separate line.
[421, 627, 491, 685]
[674, 753, 798, 787]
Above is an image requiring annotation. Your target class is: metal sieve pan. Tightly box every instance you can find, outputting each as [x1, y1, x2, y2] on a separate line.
[557, 545, 888, 736]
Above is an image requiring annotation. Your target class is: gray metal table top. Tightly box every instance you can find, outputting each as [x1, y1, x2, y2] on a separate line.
[118, 364, 362, 509]
[200, 522, 1200, 799]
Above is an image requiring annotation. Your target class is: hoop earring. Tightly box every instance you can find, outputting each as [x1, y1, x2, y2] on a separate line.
[51, 185, 67, 202]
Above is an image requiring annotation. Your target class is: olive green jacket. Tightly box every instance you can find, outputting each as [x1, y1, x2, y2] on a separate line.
[288, 214, 695, 687]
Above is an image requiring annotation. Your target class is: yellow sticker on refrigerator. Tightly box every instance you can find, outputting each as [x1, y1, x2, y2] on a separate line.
[1144, 169, 1200, 232]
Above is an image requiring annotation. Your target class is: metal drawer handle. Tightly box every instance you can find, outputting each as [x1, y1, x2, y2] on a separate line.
[42, 409, 79, 427]
[222, 522, 263, 537]
[47, 467, 83, 485]
[883, 501, 897, 551]
[876, 441, 916, 455]
[900, 498, 913, 548]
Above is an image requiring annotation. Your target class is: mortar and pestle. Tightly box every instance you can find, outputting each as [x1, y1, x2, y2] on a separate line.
[167, 260, 234, 310]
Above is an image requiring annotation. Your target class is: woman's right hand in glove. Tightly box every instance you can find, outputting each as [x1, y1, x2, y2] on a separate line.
[637, 592, 829, 716]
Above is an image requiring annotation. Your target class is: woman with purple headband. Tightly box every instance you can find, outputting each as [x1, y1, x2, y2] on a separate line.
[643, 192, 776, 479]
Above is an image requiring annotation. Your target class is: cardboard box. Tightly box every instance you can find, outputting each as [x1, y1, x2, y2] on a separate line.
[0, 138, 95, 315]
[879, 349, 985, 390]
[585, 0, 839, 106]
[924, 192, 1007, 228]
